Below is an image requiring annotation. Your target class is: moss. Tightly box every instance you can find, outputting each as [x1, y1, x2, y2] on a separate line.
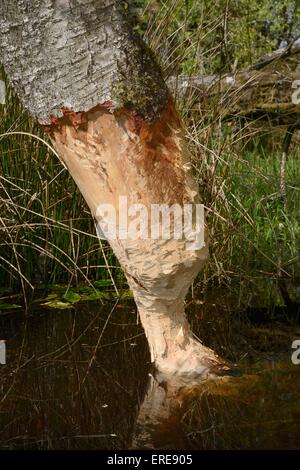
[111, 18, 169, 121]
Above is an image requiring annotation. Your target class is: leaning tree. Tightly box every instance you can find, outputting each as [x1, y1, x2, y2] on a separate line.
[0, 0, 228, 376]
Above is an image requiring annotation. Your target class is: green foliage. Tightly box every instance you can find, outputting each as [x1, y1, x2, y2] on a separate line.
[0, 302, 22, 310]
[143, 0, 300, 75]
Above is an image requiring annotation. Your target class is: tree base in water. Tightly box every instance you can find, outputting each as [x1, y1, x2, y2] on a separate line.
[154, 336, 230, 378]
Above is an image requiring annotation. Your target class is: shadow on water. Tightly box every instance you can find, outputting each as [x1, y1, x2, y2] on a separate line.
[0, 298, 300, 449]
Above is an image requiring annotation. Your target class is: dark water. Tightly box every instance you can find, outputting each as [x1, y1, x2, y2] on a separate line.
[0, 298, 299, 450]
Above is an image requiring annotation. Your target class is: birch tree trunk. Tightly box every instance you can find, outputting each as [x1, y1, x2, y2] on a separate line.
[0, 0, 228, 377]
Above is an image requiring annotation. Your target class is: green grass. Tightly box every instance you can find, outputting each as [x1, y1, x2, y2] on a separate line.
[0, 72, 123, 303]
[204, 142, 300, 306]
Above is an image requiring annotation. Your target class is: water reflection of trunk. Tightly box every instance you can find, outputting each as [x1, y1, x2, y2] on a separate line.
[131, 373, 198, 449]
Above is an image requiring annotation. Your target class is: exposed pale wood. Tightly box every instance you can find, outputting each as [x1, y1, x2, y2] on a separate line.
[51, 102, 227, 376]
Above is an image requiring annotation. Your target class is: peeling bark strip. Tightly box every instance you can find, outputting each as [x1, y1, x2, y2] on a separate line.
[0, 1, 228, 376]
[0, 0, 168, 123]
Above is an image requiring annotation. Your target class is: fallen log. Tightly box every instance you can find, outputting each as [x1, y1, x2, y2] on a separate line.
[169, 40, 300, 126]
